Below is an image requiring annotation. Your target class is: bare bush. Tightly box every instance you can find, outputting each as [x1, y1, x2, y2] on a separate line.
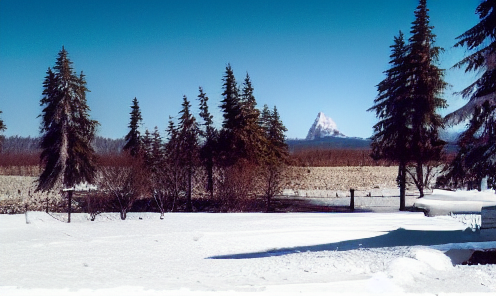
[214, 161, 260, 212]
[98, 156, 149, 220]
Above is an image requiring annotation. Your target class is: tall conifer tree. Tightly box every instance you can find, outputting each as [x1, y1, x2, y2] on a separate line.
[218, 64, 242, 166]
[369, 31, 412, 210]
[407, 0, 447, 197]
[37, 47, 98, 222]
[123, 97, 143, 157]
[239, 73, 266, 163]
[178, 95, 199, 212]
[0, 109, 5, 152]
[198, 87, 217, 199]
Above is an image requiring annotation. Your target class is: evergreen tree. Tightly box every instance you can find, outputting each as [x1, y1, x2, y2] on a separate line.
[260, 105, 288, 211]
[442, 0, 496, 190]
[239, 73, 266, 163]
[0, 109, 5, 152]
[164, 118, 183, 211]
[220, 63, 241, 131]
[368, 31, 412, 210]
[37, 47, 98, 222]
[218, 64, 242, 166]
[406, 0, 447, 197]
[123, 97, 143, 157]
[0, 109, 5, 132]
[177, 96, 199, 212]
[198, 87, 217, 199]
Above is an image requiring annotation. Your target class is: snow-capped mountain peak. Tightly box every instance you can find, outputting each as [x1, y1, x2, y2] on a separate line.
[306, 112, 346, 140]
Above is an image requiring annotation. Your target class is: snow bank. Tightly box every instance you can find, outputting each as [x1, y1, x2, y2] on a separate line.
[414, 189, 496, 216]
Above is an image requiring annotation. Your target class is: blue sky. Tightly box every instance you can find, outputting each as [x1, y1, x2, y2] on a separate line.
[0, 0, 481, 139]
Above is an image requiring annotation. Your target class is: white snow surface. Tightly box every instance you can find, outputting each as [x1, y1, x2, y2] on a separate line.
[415, 189, 496, 216]
[2, 208, 496, 295]
[306, 112, 345, 140]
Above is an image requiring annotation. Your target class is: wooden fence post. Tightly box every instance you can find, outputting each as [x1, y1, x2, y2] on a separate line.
[350, 189, 355, 212]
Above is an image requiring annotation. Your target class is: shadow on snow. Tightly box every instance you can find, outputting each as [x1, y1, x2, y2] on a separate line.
[208, 228, 483, 259]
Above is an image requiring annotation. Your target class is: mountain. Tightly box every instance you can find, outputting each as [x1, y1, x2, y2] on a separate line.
[305, 112, 346, 140]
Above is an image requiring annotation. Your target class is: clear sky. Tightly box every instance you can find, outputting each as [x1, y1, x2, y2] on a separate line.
[0, 0, 481, 139]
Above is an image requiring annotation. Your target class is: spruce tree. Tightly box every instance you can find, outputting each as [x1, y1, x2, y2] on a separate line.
[406, 0, 447, 197]
[260, 105, 288, 211]
[239, 73, 266, 163]
[164, 118, 183, 211]
[218, 64, 242, 166]
[369, 31, 412, 210]
[0, 109, 5, 132]
[37, 47, 98, 222]
[177, 95, 199, 212]
[198, 87, 217, 199]
[123, 97, 143, 157]
[442, 0, 496, 190]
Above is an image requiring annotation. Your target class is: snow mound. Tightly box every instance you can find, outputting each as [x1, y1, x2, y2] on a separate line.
[414, 189, 496, 216]
[410, 247, 453, 271]
[387, 247, 452, 286]
[306, 112, 346, 140]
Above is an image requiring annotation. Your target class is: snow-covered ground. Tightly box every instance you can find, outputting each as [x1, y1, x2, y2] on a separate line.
[1, 190, 496, 296]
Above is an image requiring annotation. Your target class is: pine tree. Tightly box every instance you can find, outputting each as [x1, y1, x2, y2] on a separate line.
[198, 87, 217, 199]
[177, 95, 199, 212]
[123, 97, 143, 157]
[368, 31, 412, 210]
[37, 47, 99, 222]
[406, 0, 447, 197]
[442, 0, 496, 190]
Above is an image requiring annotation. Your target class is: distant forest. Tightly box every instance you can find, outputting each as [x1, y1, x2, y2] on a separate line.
[1, 136, 125, 155]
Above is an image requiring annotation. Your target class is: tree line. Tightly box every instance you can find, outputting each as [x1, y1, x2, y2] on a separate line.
[369, 0, 496, 210]
[29, 47, 288, 221]
[0, 136, 124, 155]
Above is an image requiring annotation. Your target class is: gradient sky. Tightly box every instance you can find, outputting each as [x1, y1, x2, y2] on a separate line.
[0, 0, 481, 139]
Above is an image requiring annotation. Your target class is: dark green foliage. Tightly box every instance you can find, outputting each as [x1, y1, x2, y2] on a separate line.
[453, 0, 496, 100]
[218, 64, 243, 166]
[37, 47, 99, 193]
[439, 102, 496, 189]
[0, 109, 5, 152]
[407, 0, 447, 197]
[370, 0, 447, 199]
[369, 31, 411, 209]
[177, 96, 200, 212]
[220, 64, 241, 131]
[239, 73, 266, 163]
[260, 104, 289, 211]
[123, 97, 143, 157]
[442, 0, 496, 190]
[198, 87, 217, 199]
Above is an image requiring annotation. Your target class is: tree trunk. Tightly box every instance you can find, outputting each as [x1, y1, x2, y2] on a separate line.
[416, 162, 424, 197]
[67, 190, 72, 223]
[120, 209, 127, 220]
[399, 161, 406, 211]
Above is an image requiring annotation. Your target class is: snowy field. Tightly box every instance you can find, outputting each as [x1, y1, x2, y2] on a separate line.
[1, 190, 496, 296]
